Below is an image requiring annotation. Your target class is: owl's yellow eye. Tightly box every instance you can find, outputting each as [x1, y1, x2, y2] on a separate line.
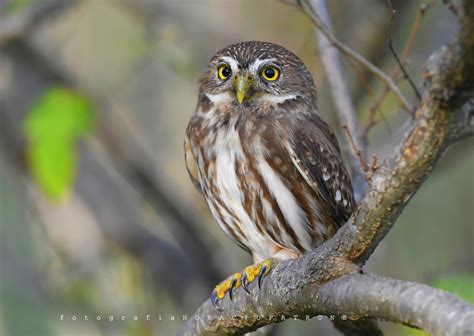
[261, 66, 280, 81]
[218, 65, 232, 80]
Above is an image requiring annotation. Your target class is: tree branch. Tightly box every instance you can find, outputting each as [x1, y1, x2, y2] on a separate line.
[362, 1, 433, 143]
[179, 1, 474, 334]
[300, 0, 414, 113]
[386, 0, 422, 102]
[309, 0, 367, 200]
[178, 273, 473, 336]
[334, 0, 474, 264]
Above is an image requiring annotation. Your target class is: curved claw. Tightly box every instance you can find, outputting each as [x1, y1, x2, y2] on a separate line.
[210, 290, 222, 311]
[229, 277, 238, 301]
[257, 264, 267, 289]
[241, 273, 251, 294]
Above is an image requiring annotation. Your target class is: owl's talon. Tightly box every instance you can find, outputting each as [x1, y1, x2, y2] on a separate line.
[211, 289, 222, 310]
[242, 259, 273, 291]
[241, 273, 251, 294]
[211, 273, 241, 309]
[229, 277, 238, 301]
[258, 264, 267, 289]
[210, 260, 274, 308]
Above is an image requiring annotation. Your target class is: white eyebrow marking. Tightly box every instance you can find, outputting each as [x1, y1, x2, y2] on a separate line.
[249, 58, 278, 73]
[220, 56, 240, 73]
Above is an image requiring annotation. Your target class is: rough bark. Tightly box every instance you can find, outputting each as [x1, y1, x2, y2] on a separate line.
[178, 273, 474, 336]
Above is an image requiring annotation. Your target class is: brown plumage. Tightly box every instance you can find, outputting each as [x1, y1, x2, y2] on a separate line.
[184, 41, 354, 265]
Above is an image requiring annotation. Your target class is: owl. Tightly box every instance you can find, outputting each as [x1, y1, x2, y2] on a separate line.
[184, 41, 354, 308]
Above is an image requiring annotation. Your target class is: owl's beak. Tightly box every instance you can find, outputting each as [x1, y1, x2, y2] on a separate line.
[233, 74, 252, 104]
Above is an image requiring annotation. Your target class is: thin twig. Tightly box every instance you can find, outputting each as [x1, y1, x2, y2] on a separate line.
[362, 84, 393, 144]
[342, 125, 368, 174]
[345, 56, 392, 147]
[367, 155, 379, 180]
[299, 0, 413, 113]
[362, 1, 433, 141]
[341, 124, 379, 181]
[405, 2, 433, 59]
[387, 0, 422, 102]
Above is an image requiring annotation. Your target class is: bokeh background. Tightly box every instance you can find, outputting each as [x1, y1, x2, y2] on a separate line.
[0, 0, 472, 335]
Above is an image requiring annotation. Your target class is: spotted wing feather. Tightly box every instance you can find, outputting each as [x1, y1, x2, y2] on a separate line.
[286, 114, 355, 226]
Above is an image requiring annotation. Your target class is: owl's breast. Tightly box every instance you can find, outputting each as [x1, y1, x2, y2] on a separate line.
[187, 107, 329, 260]
[191, 113, 280, 259]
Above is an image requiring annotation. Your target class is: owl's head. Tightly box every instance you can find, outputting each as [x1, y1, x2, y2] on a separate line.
[199, 41, 316, 106]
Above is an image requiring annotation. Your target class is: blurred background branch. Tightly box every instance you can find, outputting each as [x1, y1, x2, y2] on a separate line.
[307, 0, 367, 200]
[300, 0, 413, 113]
[0, 0, 73, 46]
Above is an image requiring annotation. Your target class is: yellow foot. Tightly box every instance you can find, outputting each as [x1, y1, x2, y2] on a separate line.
[211, 259, 274, 310]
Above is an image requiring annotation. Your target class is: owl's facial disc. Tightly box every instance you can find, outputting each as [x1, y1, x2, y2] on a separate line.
[212, 56, 287, 104]
[200, 42, 317, 108]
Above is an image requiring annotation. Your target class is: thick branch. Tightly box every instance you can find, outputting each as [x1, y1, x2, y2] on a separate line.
[333, 0, 474, 264]
[178, 272, 474, 335]
[316, 274, 473, 335]
[180, 1, 474, 334]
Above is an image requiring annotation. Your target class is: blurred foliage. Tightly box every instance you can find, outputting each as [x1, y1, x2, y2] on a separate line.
[6, 0, 34, 13]
[48, 0, 147, 94]
[24, 87, 95, 200]
[0, 159, 54, 336]
[432, 273, 474, 304]
[154, 24, 199, 80]
[1, 288, 53, 336]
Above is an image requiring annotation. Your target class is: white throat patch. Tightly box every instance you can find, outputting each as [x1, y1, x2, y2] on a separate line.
[206, 92, 234, 104]
[255, 93, 298, 104]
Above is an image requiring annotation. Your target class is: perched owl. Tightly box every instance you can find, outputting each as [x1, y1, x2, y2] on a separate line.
[184, 41, 354, 308]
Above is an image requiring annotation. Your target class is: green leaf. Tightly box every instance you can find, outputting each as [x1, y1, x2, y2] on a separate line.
[25, 87, 94, 142]
[433, 273, 474, 304]
[27, 140, 76, 200]
[24, 87, 94, 200]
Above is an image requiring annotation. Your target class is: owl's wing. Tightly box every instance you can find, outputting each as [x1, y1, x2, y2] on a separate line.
[184, 134, 203, 193]
[285, 113, 355, 225]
